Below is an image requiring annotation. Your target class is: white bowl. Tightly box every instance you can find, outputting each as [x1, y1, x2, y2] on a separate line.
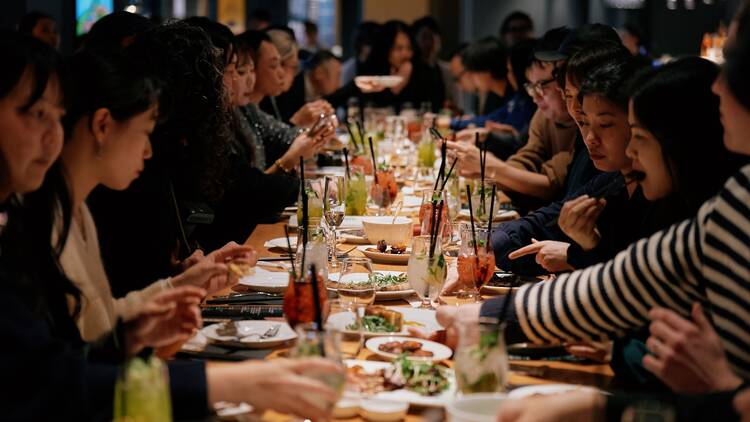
[361, 216, 413, 246]
[333, 397, 360, 419]
[359, 399, 409, 422]
[447, 394, 507, 422]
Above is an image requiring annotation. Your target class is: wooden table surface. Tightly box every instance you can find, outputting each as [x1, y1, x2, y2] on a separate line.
[228, 219, 613, 421]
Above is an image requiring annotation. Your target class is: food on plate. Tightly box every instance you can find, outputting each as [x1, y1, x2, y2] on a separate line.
[347, 306, 403, 332]
[384, 356, 449, 396]
[378, 340, 434, 357]
[228, 262, 252, 277]
[328, 272, 409, 292]
[487, 272, 541, 288]
[346, 356, 450, 397]
[369, 272, 409, 291]
[373, 241, 407, 255]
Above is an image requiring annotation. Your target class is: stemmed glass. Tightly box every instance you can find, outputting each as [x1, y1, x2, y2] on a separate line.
[323, 176, 346, 269]
[336, 257, 376, 307]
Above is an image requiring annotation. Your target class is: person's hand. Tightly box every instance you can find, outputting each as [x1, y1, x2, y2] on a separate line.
[497, 391, 605, 422]
[565, 341, 613, 363]
[455, 127, 489, 143]
[179, 249, 206, 270]
[390, 61, 412, 94]
[643, 302, 743, 394]
[207, 358, 344, 421]
[508, 239, 574, 273]
[207, 241, 257, 267]
[485, 120, 519, 138]
[289, 100, 335, 127]
[282, 133, 319, 166]
[734, 388, 750, 422]
[446, 140, 482, 178]
[170, 258, 235, 294]
[408, 303, 482, 350]
[125, 286, 205, 356]
[558, 195, 606, 251]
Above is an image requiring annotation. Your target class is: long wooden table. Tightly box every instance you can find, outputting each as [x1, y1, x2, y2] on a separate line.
[233, 221, 613, 421]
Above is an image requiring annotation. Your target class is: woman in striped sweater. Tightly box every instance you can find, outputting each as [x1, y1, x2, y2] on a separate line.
[494, 3, 750, 421]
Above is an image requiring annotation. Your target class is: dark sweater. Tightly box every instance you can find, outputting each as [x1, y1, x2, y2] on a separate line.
[259, 72, 306, 125]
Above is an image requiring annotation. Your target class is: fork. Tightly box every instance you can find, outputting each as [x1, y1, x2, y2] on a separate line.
[241, 324, 281, 340]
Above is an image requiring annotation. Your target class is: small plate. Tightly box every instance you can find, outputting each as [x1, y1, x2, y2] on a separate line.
[327, 307, 441, 338]
[239, 268, 289, 293]
[508, 384, 604, 399]
[366, 336, 453, 362]
[339, 228, 370, 244]
[358, 246, 411, 265]
[355, 75, 404, 88]
[202, 320, 297, 349]
[263, 236, 297, 251]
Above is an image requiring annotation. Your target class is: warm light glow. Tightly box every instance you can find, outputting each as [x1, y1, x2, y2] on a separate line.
[125, 5, 137, 13]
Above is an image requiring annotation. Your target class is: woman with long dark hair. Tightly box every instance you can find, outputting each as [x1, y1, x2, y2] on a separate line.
[0, 31, 342, 421]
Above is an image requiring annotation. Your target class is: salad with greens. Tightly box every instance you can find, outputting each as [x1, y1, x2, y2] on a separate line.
[384, 355, 450, 396]
[368, 273, 408, 289]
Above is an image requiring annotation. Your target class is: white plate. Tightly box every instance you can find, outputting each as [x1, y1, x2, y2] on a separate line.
[202, 320, 297, 349]
[289, 214, 369, 229]
[508, 384, 604, 399]
[339, 229, 370, 244]
[344, 359, 455, 408]
[355, 75, 404, 88]
[238, 267, 289, 293]
[328, 307, 440, 337]
[264, 236, 297, 250]
[358, 245, 411, 265]
[365, 336, 453, 362]
[327, 271, 415, 300]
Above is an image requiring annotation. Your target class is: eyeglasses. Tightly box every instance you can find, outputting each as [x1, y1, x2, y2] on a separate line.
[524, 77, 556, 97]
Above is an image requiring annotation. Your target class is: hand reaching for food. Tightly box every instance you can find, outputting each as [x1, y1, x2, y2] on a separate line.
[558, 195, 606, 251]
[508, 239, 574, 273]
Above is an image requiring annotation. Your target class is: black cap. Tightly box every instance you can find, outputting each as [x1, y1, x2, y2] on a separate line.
[536, 23, 621, 62]
[533, 27, 572, 62]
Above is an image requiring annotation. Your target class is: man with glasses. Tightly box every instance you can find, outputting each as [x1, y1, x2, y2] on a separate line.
[448, 27, 578, 211]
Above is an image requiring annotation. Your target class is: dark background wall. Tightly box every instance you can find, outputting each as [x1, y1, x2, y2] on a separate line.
[2, 0, 742, 58]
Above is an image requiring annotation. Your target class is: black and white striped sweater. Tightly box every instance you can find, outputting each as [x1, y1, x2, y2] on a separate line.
[511, 165, 750, 378]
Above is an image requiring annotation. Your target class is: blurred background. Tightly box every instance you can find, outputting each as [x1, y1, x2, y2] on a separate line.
[1, 0, 740, 60]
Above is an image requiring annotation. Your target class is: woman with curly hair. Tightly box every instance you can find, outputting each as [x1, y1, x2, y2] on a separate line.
[87, 22, 248, 297]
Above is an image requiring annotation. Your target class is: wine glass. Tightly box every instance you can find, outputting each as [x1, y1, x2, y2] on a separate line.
[323, 176, 346, 269]
[407, 235, 447, 309]
[456, 222, 495, 303]
[336, 257, 376, 307]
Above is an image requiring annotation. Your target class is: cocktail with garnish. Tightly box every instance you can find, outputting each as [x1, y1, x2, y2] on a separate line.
[456, 223, 495, 303]
[407, 235, 447, 309]
[370, 168, 398, 215]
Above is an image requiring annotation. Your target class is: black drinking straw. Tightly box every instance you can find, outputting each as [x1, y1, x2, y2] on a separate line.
[323, 176, 330, 212]
[309, 263, 324, 333]
[368, 136, 378, 183]
[343, 147, 351, 180]
[284, 224, 297, 281]
[299, 157, 308, 271]
[356, 120, 366, 149]
[430, 201, 444, 259]
[428, 198, 438, 257]
[440, 158, 458, 191]
[486, 184, 496, 245]
[479, 133, 486, 207]
[345, 123, 359, 152]
[429, 127, 445, 142]
[466, 185, 479, 256]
